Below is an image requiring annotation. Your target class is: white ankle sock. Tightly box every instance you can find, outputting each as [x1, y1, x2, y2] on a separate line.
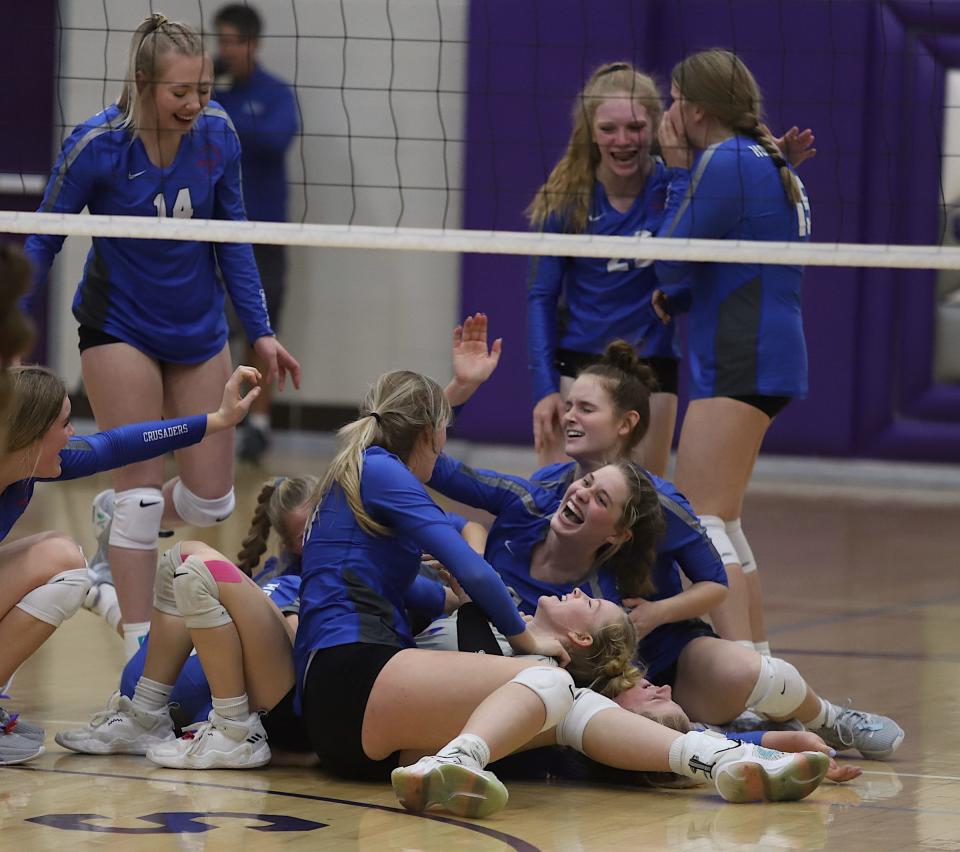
[668, 730, 740, 779]
[437, 734, 491, 769]
[805, 698, 835, 730]
[754, 641, 771, 657]
[122, 622, 150, 660]
[90, 583, 121, 629]
[212, 694, 250, 722]
[132, 676, 174, 713]
[249, 413, 270, 432]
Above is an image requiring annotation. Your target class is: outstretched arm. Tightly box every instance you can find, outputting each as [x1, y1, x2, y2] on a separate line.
[56, 366, 261, 480]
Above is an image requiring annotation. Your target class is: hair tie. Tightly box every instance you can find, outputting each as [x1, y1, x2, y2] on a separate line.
[368, 411, 382, 425]
[273, 475, 288, 488]
[598, 62, 631, 77]
[771, 154, 787, 170]
[151, 13, 169, 29]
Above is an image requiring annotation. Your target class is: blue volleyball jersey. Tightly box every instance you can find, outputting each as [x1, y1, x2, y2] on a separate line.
[293, 447, 526, 694]
[252, 551, 301, 585]
[214, 65, 298, 223]
[0, 415, 206, 543]
[656, 136, 811, 399]
[24, 102, 273, 363]
[260, 573, 302, 613]
[529, 461, 728, 675]
[527, 162, 679, 403]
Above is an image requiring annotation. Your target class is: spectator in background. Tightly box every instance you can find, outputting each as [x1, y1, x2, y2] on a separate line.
[214, 3, 299, 463]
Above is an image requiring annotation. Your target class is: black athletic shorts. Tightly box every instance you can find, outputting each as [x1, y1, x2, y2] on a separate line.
[263, 685, 312, 753]
[555, 347, 679, 395]
[644, 619, 719, 687]
[301, 642, 403, 781]
[725, 394, 792, 419]
[78, 325, 126, 353]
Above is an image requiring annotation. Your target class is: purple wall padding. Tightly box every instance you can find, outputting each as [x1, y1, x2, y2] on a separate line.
[459, 0, 960, 461]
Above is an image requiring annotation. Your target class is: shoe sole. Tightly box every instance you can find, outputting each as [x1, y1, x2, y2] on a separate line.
[54, 733, 172, 756]
[859, 728, 905, 761]
[715, 751, 829, 803]
[391, 763, 509, 819]
[146, 742, 271, 770]
[0, 744, 44, 765]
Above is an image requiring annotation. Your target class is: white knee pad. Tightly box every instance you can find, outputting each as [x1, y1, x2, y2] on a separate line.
[172, 555, 233, 629]
[110, 487, 164, 550]
[555, 687, 620, 752]
[699, 514, 739, 566]
[172, 480, 235, 527]
[510, 666, 575, 733]
[153, 543, 183, 616]
[746, 655, 807, 718]
[16, 567, 91, 627]
[725, 518, 757, 574]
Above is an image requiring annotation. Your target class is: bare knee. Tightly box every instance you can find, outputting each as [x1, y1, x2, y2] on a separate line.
[28, 532, 84, 584]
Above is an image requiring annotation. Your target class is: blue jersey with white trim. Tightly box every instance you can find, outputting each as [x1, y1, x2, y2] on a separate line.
[514, 461, 728, 675]
[24, 102, 273, 363]
[656, 136, 810, 399]
[293, 447, 526, 696]
[0, 414, 206, 542]
[527, 162, 679, 403]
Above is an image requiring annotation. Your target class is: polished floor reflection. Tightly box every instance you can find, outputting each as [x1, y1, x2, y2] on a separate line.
[2, 450, 958, 850]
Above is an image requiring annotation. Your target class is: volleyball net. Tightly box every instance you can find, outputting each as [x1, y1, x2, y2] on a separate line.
[5, 0, 960, 451]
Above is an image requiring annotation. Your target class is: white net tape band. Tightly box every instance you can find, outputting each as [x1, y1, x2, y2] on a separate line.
[5, 210, 960, 270]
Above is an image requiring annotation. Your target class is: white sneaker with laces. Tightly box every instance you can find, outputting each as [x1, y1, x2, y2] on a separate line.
[391, 754, 509, 818]
[813, 704, 904, 760]
[146, 711, 271, 770]
[55, 692, 175, 755]
[709, 741, 829, 803]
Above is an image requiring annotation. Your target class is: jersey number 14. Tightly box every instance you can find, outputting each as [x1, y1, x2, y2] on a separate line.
[153, 188, 194, 219]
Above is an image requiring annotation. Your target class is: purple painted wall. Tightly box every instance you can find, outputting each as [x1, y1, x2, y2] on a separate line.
[1, 4, 57, 359]
[459, 0, 960, 461]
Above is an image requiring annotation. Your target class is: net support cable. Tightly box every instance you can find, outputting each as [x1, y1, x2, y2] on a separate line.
[5, 210, 960, 270]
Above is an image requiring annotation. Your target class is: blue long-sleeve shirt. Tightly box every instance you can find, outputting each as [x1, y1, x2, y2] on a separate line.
[527, 163, 679, 403]
[213, 65, 298, 223]
[24, 103, 273, 363]
[530, 462, 726, 675]
[0, 415, 207, 542]
[294, 447, 526, 697]
[655, 136, 811, 399]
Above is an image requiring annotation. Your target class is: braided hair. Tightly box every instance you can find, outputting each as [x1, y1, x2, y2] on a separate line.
[672, 48, 802, 204]
[236, 475, 319, 576]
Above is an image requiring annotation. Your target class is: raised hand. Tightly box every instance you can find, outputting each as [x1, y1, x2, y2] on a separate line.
[207, 365, 262, 433]
[446, 312, 503, 406]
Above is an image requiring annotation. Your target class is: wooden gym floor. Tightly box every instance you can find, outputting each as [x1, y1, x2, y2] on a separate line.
[2, 443, 958, 851]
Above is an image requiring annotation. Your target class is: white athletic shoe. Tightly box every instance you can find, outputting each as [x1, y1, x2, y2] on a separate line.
[391, 754, 509, 818]
[83, 490, 117, 617]
[707, 741, 829, 803]
[55, 692, 175, 755]
[146, 711, 271, 770]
